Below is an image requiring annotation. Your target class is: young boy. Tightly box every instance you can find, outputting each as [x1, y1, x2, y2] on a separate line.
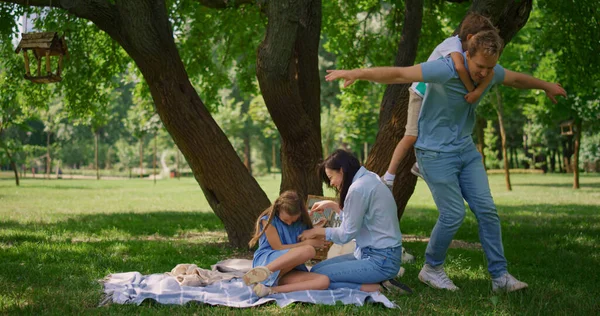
[382, 13, 497, 189]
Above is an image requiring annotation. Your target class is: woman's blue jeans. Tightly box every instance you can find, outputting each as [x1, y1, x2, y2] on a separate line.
[310, 246, 401, 290]
[416, 145, 507, 278]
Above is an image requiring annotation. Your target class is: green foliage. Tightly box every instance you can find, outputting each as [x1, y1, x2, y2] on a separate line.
[483, 120, 500, 169]
[173, 0, 265, 110]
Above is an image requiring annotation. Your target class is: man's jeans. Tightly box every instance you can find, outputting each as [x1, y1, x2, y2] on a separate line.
[416, 145, 507, 278]
[310, 246, 401, 290]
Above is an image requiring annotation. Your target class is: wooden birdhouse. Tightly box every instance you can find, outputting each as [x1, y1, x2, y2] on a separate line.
[15, 32, 68, 84]
[560, 119, 574, 136]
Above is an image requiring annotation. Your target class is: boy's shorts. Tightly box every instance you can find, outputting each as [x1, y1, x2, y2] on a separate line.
[405, 89, 423, 137]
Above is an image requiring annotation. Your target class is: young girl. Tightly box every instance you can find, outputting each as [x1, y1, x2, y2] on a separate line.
[243, 190, 330, 297]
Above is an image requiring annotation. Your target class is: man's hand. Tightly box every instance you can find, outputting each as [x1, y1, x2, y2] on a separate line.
[545, 83, 567, 104]
[325, 69, 358, 88]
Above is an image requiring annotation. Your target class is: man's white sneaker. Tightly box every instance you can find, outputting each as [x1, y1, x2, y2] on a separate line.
[411, 163, 423, 178]
[492, 273, 528, 292]
[418, 264, 459, 291]
[380, 176, 394, 191]
[402, 248, 415, 264]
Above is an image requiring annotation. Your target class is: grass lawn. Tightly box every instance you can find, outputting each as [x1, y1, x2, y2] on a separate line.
[1, 172, 599, 315]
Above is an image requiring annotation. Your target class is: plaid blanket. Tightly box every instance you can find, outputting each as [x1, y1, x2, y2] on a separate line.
[100, 271, 397, 308]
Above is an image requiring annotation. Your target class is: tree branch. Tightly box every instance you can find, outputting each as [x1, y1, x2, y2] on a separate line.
[195, 0, 256, 9]
[0, 0, 116, 30]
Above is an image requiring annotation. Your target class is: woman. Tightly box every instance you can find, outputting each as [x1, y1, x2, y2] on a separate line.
[299, 149, 411, 293]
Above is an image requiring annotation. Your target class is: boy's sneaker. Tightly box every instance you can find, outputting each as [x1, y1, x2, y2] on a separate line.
[243, 266, 272, 286]
[410, 163, 422, 178]
[402, 248, 415, 264]
[418, 264, 459, 291]
[381, 279, 413, 295]
[380, 176, 394, 191]
[492, 273, 528, 292]
[252, 283, 275, 297]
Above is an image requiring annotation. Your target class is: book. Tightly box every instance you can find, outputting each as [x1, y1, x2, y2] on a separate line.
[307, 195, 341, 228]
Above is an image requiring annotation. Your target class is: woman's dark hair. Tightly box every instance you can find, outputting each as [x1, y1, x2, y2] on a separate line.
[318, 149, 361, 209]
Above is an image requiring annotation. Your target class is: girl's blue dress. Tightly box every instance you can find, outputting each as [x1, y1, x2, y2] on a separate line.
[252, 214, 309, 286]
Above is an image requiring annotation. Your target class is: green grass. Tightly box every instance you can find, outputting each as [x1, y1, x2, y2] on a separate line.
[1, 172, 599, 315]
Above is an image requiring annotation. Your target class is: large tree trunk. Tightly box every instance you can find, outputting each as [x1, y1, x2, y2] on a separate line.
[365, 0, 423, 219]
[494, 87, 511, 191]
[256, 0, 323, 197]
[573, 120, 581, 189]
[469, 0, 533, 44]
[6, 0, 273, 248]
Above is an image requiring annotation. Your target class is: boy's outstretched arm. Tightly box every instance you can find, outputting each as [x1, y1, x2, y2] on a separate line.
[502, 69, 567, 103]
[325, 65, 423, 88]
[465, 69, 494, 103]
[450, 52, 475, 93]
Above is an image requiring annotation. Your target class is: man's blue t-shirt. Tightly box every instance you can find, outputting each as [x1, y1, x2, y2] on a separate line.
[415, 53, 505, 153]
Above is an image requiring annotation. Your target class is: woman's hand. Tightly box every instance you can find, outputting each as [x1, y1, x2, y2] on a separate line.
[298, 227, 326, 241]
[310, 200, 341, 215]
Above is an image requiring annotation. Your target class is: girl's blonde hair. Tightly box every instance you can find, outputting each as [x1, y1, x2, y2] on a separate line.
[248, 190, 313, 247]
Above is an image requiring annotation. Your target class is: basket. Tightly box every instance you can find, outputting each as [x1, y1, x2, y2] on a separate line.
[307, 195, 340, 261]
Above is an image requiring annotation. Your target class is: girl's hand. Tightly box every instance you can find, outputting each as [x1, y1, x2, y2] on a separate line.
[305, 238, 328, 249]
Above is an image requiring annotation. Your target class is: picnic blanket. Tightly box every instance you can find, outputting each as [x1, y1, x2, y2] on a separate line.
[100, 259, 397, 308]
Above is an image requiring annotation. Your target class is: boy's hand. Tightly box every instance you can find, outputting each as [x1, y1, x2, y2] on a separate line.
[325, 69, 357, 88]
[465, 91, 482, 104]
[544, 83, 567, 104]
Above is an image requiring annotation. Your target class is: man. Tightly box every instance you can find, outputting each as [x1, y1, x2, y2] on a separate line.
[325, 30, 566, 292]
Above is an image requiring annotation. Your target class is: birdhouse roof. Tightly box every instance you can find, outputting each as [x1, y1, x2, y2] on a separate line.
[15, 32, 68, 55]
[559, 119, 574, 127]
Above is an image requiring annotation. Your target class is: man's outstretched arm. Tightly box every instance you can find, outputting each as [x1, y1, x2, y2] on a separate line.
[325, 65, 423, 88]
[502, 69, 567, 104]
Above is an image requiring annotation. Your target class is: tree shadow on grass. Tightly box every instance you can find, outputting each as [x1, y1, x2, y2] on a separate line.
[0, 211, 224, 242]
[0, 238, 238, 315]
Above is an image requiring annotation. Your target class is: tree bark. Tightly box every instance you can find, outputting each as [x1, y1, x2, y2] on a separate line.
[1, 141, 20, 186]
[256, 0, 323, 197]
[475, 115, 487, 169]
[573, 120, 581, 189]
[139, 138, 144, 179]
[494, 87, 511, 191]
[469, 0, 533, 44]
[365, 0, 423, 219]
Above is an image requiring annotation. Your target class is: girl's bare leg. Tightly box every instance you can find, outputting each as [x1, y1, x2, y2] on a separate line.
[270, 271, 329, 293]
